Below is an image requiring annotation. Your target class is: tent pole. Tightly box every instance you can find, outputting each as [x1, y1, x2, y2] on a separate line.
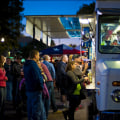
[80, 38, 82, 57]
[51, 56, 52, 63]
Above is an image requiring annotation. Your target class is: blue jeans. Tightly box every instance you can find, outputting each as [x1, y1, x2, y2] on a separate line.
[0, 87, 6, 120]
[26, 91, 46, 120]
[43, 82, 53, 118]
[51, 82, 57, 111]
[6, 81, 13, 101]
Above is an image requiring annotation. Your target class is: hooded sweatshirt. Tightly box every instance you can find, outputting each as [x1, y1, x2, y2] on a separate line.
[23, 60, 43, 92]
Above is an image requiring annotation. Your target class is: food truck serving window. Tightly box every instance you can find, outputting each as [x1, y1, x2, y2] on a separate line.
[99, 15, 120, 53]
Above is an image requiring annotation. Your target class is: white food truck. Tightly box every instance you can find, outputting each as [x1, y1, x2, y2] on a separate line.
[95, 0, 120, 119]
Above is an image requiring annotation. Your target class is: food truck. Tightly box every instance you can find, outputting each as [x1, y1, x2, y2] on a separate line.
[25, 1, 120, 119]
[93, 0, 120, 119]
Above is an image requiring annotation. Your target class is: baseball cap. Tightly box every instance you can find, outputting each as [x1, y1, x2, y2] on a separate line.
[16, 55, 22, 60]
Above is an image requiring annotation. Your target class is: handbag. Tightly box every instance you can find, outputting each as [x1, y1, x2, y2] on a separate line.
[38, 62, 49, 99]
[42, 82, 49, 99]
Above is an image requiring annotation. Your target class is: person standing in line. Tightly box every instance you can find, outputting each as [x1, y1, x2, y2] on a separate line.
[0, 55, 8, 120]
[4, 57, 13, 101]
[43, 55, 58, 112]
[37, 60, 53, 119]
[72, 54, 88, 77]
[23, 50, 46, 120]
[56, 55, 68, 106]
[63, 61, 88, 120]
[12, 55, 23, 110]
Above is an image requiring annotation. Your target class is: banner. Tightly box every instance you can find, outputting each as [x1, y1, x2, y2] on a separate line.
[43, 33, 47, 44]
[35, 27, 41, 41]
[48, 36, 51, 46]
[26, 20, 33, 37]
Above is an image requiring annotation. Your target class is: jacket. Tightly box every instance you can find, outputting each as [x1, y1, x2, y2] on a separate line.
[4, 63, 13, 82]
[43, 61, 56, 80]
[56, 61, 67, 87]
[67, 69, 84, 95]
[23, 60, 43, 92]
[0, 68, 8, 87]
[12, 61, 22, 77]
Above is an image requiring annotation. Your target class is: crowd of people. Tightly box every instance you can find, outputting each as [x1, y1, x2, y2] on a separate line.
[0, 49, 90, 120]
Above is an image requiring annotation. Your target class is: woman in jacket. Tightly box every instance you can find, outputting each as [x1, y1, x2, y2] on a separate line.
[63, 61, 88, 120]
[0, 55, 8, 120]
[37, 61, 51, 119]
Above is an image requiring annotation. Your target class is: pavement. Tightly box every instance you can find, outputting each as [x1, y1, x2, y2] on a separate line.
[4, 88, 91, 120]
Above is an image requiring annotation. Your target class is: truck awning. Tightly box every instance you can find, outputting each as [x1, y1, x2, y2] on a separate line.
[25, 15, 94, 39]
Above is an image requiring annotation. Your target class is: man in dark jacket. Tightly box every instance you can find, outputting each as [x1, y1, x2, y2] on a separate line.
[24, 50, 46, 120]
[56, 55, 68, 91]
[12, 55, 22, 110]
[56, 55, 68, 105]
[4, 58, 13, 101]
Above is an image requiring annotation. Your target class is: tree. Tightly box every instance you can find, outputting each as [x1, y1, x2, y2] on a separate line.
[77, 2, 95, 15]
[0, 0, 24, 54]
[21, 39, 48, 58]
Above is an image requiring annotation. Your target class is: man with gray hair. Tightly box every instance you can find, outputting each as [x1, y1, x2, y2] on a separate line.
[43, 55, 58, 113]
[56, 55, 68, 105]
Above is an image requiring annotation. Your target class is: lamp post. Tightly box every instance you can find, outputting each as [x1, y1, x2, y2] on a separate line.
[1, 37, 5, 42]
